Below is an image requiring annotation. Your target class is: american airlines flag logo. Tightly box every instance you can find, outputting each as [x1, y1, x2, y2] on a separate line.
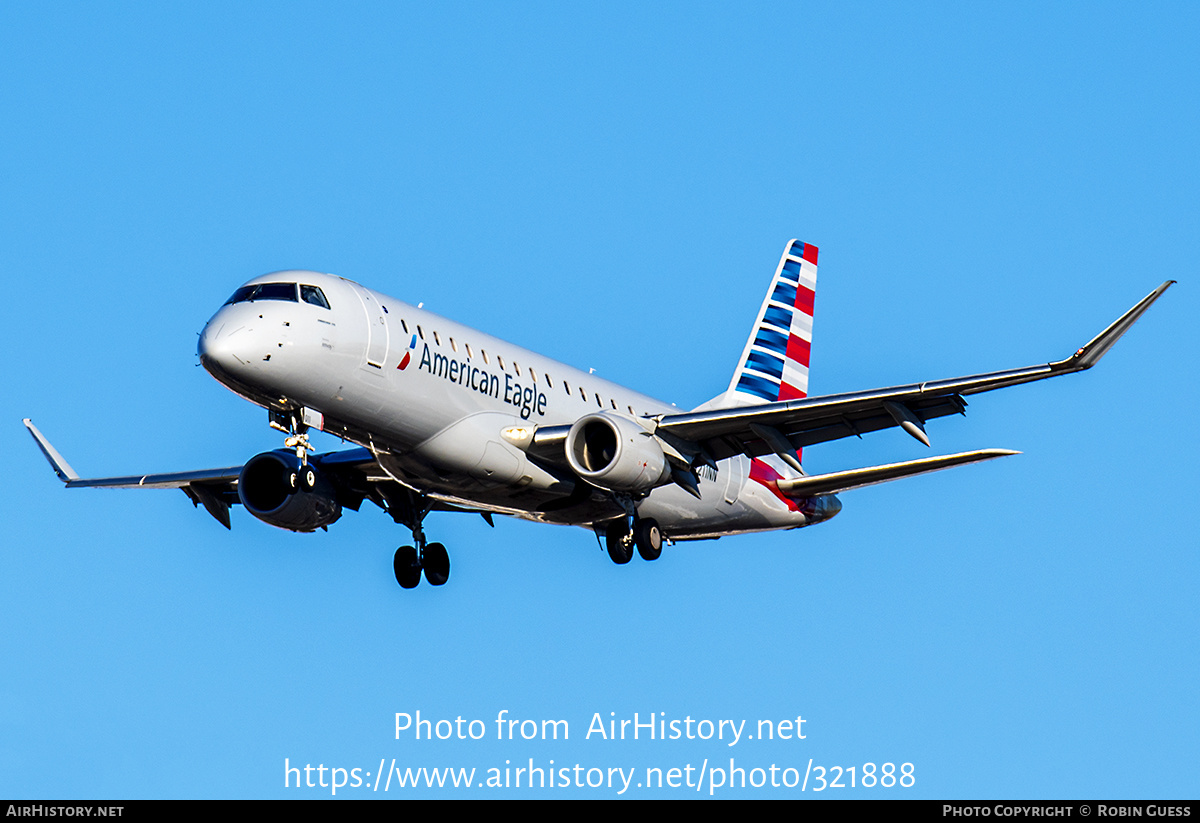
[734, 240, 818, 404]
[397, 335, 417, 370]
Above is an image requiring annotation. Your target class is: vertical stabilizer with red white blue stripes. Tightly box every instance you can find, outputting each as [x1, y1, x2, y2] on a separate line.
[725, 239, 818, 407]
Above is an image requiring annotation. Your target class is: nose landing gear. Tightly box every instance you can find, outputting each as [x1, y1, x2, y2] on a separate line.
[269, 408, 319, 490]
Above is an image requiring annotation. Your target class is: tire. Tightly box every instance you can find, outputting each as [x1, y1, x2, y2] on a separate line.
[393, 545, 422, 589]
[605, 524, 633, 565]
[634, 518, 663, 561]
[423, 542, 450, 586]
[299, 466, 317, 491]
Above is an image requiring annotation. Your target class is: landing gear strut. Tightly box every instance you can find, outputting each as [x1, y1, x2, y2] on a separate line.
[383, 487, 451, 588]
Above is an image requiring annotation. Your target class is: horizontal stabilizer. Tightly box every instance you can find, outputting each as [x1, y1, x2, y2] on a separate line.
[776, 449, 1019, 498]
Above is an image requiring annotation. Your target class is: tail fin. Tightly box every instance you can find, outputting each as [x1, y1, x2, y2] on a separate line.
[724, 239, 818, 407]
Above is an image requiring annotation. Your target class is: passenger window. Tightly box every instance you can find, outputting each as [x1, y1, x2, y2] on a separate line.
[401, 319, 409, 334]
[450, 337, 457, 353]
[498, 355, 506, 370]
[433, 331, 441, 346]
[300, 285, 330, 309]
[465, 343, 473, 359]
[514, 361, 521, 376]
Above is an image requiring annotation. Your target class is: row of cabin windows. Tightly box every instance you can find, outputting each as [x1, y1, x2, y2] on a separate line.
[397, 317, 642, 416]
[221, 287, 644, 416]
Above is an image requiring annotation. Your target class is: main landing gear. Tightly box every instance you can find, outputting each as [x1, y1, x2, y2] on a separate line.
[384, 488, 450, 589]
[393, 541, 449, 589]
[605, 515, 664, 564]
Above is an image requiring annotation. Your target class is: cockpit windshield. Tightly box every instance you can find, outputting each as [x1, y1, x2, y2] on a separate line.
[224, 282, 331, 309]
[300, 285, 331, 309]
[225, 283, 297, 305]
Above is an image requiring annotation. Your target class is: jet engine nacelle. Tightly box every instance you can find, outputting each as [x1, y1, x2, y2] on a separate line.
[237, 450, 342, 532]
[565, 412, 672, 493]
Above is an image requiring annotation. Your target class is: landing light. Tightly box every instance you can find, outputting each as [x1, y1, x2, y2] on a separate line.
[501, 426, 534, 449]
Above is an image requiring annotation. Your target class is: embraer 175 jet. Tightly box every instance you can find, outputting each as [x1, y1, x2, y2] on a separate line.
[25, 240, 1173, 589]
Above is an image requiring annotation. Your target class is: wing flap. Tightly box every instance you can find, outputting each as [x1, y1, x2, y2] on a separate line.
[183, 483, 233, 530]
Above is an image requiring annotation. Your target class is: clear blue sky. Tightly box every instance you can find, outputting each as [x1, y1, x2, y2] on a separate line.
[3, 2, 1196, 799]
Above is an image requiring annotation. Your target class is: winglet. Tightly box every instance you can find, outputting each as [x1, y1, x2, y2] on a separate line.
[23, 419, 80, 483]
[1053, 280, 1175, 372]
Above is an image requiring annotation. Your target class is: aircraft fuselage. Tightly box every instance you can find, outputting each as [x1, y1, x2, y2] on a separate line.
[197, 270, 834, 537]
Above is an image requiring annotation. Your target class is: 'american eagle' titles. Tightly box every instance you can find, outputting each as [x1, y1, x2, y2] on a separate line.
[417, 343, 547, 420]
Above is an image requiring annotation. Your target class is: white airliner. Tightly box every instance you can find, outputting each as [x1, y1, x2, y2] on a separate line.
[25, 240, 1173, 589]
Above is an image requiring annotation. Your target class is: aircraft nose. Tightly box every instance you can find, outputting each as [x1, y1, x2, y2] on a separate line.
[197, 316, 249, 378]
[197, 319, 225, 364]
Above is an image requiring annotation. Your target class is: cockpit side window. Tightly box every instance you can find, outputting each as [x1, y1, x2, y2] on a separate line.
[224, 282, 299, 305]
[301, 285, 331, 309]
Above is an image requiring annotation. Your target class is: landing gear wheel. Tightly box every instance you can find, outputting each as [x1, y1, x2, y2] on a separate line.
[606, 525, 633, 565]
[299, 465, 317, 491]
[422, 542, 450, 586]
[393, 545, 422, 589]
[634, 518, 663, 561]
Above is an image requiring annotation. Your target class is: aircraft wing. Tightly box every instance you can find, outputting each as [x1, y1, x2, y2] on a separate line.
[649, 280, 1173, 463]
[24, 417, 247, 528]
[22, 420, 478, 530]
[25, 419, 246, 489]
[529, 280, 1173, 468]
